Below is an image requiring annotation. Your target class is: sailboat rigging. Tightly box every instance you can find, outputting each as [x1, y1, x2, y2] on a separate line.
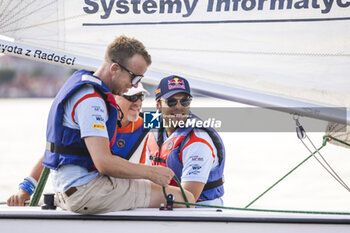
[0, 0, 349, 231]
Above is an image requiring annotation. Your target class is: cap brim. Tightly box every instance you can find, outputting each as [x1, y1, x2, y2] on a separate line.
[123, 84, 150, 96]
[162, 90, 192, 99]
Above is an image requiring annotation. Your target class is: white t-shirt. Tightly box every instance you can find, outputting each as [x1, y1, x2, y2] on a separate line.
[146, 128, 219, 182]
[178, 128, 219, 184]
[146, 128, 221, 204]
[51, 85, 109, 192]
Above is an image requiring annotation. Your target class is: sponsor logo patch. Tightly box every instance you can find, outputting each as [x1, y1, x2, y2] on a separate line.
[167, 140, 174, 150]
[168, 77, 185, 90]
[188, 164, 202, 175]
[91, 106, 105, 113]
[93, 124, 105, 129]
[116, 139, 126, 148]
[192, 164, 202, 170]
[93, 114, 105, 122]
[190, 155, 204, 161]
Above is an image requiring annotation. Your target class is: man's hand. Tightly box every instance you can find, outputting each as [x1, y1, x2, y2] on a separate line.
[85, 136, 174, 185]
[149, 165, 174, 187]
[7, 189, 31, 206]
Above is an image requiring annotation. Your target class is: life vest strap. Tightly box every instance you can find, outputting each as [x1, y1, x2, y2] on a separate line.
[124, 128, 150, 161]
[149, 155, 166, 163]
[46, 142, 90, 157]
[203, 177, 224, 191]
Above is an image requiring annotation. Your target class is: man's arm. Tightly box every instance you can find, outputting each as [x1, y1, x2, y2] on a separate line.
[181, 181, 205, 201]
[180, 136, 216, 201]
[7, 155, 44, 206]
[84, 136, 174, 186]
[28, 155, 44, 181]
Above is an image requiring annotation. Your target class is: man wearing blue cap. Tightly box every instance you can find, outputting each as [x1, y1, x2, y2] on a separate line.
[147, 76, 226, 206]
[7, 36, 195, 212]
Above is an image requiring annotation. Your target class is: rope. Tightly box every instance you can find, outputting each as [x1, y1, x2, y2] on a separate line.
[29, 167, 50, 206]
[162, 174, 350, 216]
[161, 134, 350, 216]
[25, 135, 349, 212]
[162, 176, 190, 208]
[245, 134, 350, 208]
[324, 135, 350, 147]
[302, 135, 350, 192]
[244, 142, 326, 208]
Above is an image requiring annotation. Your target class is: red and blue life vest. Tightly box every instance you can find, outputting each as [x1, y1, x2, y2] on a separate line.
[147, 115, 225, 201]
[43, 70, 119, 171]
[111, 116, 149, 162]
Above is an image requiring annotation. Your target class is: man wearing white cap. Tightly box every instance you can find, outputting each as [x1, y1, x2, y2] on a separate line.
[113, 83, 150, 163]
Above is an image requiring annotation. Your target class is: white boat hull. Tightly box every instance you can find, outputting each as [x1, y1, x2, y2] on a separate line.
[1, 207, 350, 233]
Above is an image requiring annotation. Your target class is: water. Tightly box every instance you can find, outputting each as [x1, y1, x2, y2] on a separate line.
[0, 98, 349, 212]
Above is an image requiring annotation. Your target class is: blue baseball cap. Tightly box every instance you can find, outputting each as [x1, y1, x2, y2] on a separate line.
[155, 75, 192, 99]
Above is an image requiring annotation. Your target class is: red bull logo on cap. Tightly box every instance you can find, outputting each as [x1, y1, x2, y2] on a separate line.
[168, 77, 185, 90]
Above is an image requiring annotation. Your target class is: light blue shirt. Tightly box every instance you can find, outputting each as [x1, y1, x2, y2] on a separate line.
[51, 86, 108, 192]
[51, 165, 99, 192]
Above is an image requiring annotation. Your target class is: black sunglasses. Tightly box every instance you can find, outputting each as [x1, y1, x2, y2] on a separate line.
[112, 59, 143, 85]
[123, 94, 145, 103]
[165, 97, 192, 107]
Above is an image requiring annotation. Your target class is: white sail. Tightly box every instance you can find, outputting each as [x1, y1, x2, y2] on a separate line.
[1, 1, 350, 217]
[0, 0, 349, 122]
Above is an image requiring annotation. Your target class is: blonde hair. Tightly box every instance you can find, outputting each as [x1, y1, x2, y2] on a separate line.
[104, 35, 151, 66]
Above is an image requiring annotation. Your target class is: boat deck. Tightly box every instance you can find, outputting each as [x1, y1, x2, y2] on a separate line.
[1, 206, 350, 233]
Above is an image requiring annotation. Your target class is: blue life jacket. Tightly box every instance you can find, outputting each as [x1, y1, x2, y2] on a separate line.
[111, 117, 149, 160]
[147, 115, 225, 201]
[43, 70, 119, 171]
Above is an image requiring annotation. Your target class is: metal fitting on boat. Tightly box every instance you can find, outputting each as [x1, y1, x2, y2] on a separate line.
[159, 194, 174, 211]
[41, 193, 56, 210]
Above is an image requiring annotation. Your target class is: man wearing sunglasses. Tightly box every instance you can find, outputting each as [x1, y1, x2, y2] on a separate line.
[112, 83, 149, 163]
[146, 76, 225, 206]
[28, 36, 193, 214]
[8, 84, 152, 206]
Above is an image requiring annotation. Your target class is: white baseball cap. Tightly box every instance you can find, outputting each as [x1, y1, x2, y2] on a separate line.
[124, 83, 150, 96]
